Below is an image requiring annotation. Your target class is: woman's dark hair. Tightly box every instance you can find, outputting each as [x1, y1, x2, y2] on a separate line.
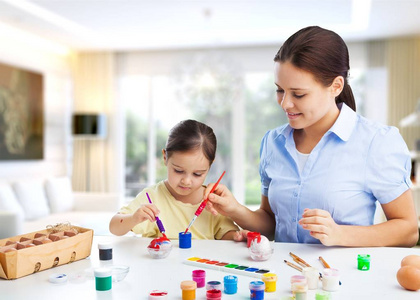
[274, 26, 356, 111]
[165, 119, 217, 165]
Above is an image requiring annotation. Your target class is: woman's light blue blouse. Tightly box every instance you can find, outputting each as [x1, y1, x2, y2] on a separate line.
[259, 103, 412, 243]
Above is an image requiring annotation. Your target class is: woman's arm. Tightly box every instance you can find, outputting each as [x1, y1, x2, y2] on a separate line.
[206, 184, 276, 239]
[299, 189, 419, 247]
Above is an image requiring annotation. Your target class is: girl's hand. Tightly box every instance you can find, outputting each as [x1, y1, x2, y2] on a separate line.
[132, 204, 160, 224]
[298, 208, 343, 246]
[232, 230, 250, 242]
[204, 184, 241, 216]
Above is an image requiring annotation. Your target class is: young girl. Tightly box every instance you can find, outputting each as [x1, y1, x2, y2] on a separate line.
[109, 119, 239, 240]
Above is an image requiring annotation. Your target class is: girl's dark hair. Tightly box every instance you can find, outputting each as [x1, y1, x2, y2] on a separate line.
[274, 26, 356, 111]
[165, 119, 217, 165]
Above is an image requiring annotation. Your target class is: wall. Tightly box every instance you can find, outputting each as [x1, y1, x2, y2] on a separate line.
[0, 30, 73, 182]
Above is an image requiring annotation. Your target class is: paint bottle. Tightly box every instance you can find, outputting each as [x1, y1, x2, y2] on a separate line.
[292, 281, 308, 300]
[302, 267, 319, 289]
[179, 232, 192, 249]
[206, 280, 222, 290]
[192, 269, 206, 288]
[357, 254, 371, 271]
[249, 281, 265, 300]
[224, 275, 238, 294]
[315, 290, 331, 300]
[261, 273, 277, 292]
[98, 243, 113, 265]
[180, 280, 197, 300]
[322, 268, 340, 292]
[206, 289, 222, 300]
[290, 275, 307, 290]
[149, 290, 168, 300]
[247, 232, 261, 248]
[94, 267, 112, 291]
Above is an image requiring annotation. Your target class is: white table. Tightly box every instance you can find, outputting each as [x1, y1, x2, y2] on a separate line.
[1, 235, 419, 299]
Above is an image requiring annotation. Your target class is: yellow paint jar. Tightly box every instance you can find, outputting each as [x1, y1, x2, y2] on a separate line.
[262, 273, 278, 292]
[180, 280, 197, 300]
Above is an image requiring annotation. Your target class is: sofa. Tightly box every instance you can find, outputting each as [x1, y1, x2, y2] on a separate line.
[0, 177, 124, 239]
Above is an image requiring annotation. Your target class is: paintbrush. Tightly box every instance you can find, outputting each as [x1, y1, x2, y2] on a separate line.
[284, 259, 303, 272]
[146, 192, 166, 236]
[319, 256, 331, 268]
[289, 252, 311, 267]
[184, 171, 226, 234]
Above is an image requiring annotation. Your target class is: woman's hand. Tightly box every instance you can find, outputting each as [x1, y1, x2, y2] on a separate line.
[132, 204, 160, 224]
[204, 183, 241, 216]
[298, 208, 343, 246]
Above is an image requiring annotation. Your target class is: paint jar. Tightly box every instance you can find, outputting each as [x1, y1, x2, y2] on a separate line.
[94, 267, 112, 291]
[315, 290, 331, 300]
[292, 281, 308, 300]
[322, 268, 340, 292]
[249, 281, 265, 300]
[357, 254, 371, 271]
[247, 232, 261, 248]
[192, 269, 206, 288]
[290, 275, 307, 290]
[179, 232, 192, 249]
[302, 267, 319, 289]
[206, 281, 222, 290]
[149, 290, 168, 299]
[206, 289, 222, 300]
[180, 280, 197, 300]
[261, 273, 277, 292]
[98, 243, 113, 264]
[224, 275, 238, 294]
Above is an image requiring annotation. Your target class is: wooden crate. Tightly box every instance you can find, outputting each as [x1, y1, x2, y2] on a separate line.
[0, 226, 93, 279]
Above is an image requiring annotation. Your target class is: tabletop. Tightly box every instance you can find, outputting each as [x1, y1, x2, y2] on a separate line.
[1, 235, 419, 299]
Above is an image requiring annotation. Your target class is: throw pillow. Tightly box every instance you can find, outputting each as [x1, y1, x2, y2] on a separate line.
[45, 177, 74, 213]
[0, 183, 25, 219]
[13, 179, 50, 221]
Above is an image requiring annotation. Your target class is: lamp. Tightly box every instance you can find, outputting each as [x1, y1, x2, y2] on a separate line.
[72, 113, 107, 191]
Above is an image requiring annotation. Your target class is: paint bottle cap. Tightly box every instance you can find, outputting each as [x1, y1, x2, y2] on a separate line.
[262, 272, 277, 282]
[94, 267, 112, 278]
[49, 273, 68, 284]
[180, 280, 197, 290]
[291, 275, 307, 283]
[249, 280, 265, 291]
[192, 269, 206, 277]
[98, 242, 113, 250]
[224, 275, 238, 284]
[315, 290, 331, 300]
[149, 290, 168, 299]
[206, 281, 222, 290]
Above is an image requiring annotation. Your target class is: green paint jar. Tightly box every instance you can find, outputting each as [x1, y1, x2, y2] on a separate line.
[357, 254, 371, 271]
[94, 267, 112, 291]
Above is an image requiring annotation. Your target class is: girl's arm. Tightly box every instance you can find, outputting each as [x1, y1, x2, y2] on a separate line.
[299, 189, 419, 247]
[109, 204, 159, 236]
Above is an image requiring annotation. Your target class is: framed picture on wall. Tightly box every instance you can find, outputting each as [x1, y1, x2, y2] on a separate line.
[0, 62, 44, 160]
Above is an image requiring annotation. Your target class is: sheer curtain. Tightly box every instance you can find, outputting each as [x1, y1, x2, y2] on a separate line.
[71, 52, 124, 193]
[386, 37, 420, 151]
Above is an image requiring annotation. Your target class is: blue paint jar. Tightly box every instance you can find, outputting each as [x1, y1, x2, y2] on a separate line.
[179, 232, 192, 249]
[249, 281, 265, 300]
[223, 275, 238, 294]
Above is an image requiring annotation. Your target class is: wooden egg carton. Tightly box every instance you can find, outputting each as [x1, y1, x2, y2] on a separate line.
[0, 226, 93, 280]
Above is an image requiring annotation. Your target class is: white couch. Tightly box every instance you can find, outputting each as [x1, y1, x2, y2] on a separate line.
[0, 177, 124, 239]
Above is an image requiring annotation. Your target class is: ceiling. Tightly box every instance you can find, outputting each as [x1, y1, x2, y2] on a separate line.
[0, 0, 420, 52]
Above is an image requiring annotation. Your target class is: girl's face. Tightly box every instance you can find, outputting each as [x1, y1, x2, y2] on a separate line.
[163, 148, 210, 202]
[274, 61, 342, 132]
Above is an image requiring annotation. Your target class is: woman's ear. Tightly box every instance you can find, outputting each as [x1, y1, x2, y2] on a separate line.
[331, 76, 344, 97]
[162, 149, 168, 165]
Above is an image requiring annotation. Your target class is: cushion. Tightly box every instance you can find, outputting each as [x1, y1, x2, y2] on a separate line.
[45, 177, 74, 213]
[0, 183, 25, 219]
[13, 179, 50, 221]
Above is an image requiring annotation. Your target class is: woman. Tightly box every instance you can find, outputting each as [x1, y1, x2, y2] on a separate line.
[206, 26, 418, 247]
